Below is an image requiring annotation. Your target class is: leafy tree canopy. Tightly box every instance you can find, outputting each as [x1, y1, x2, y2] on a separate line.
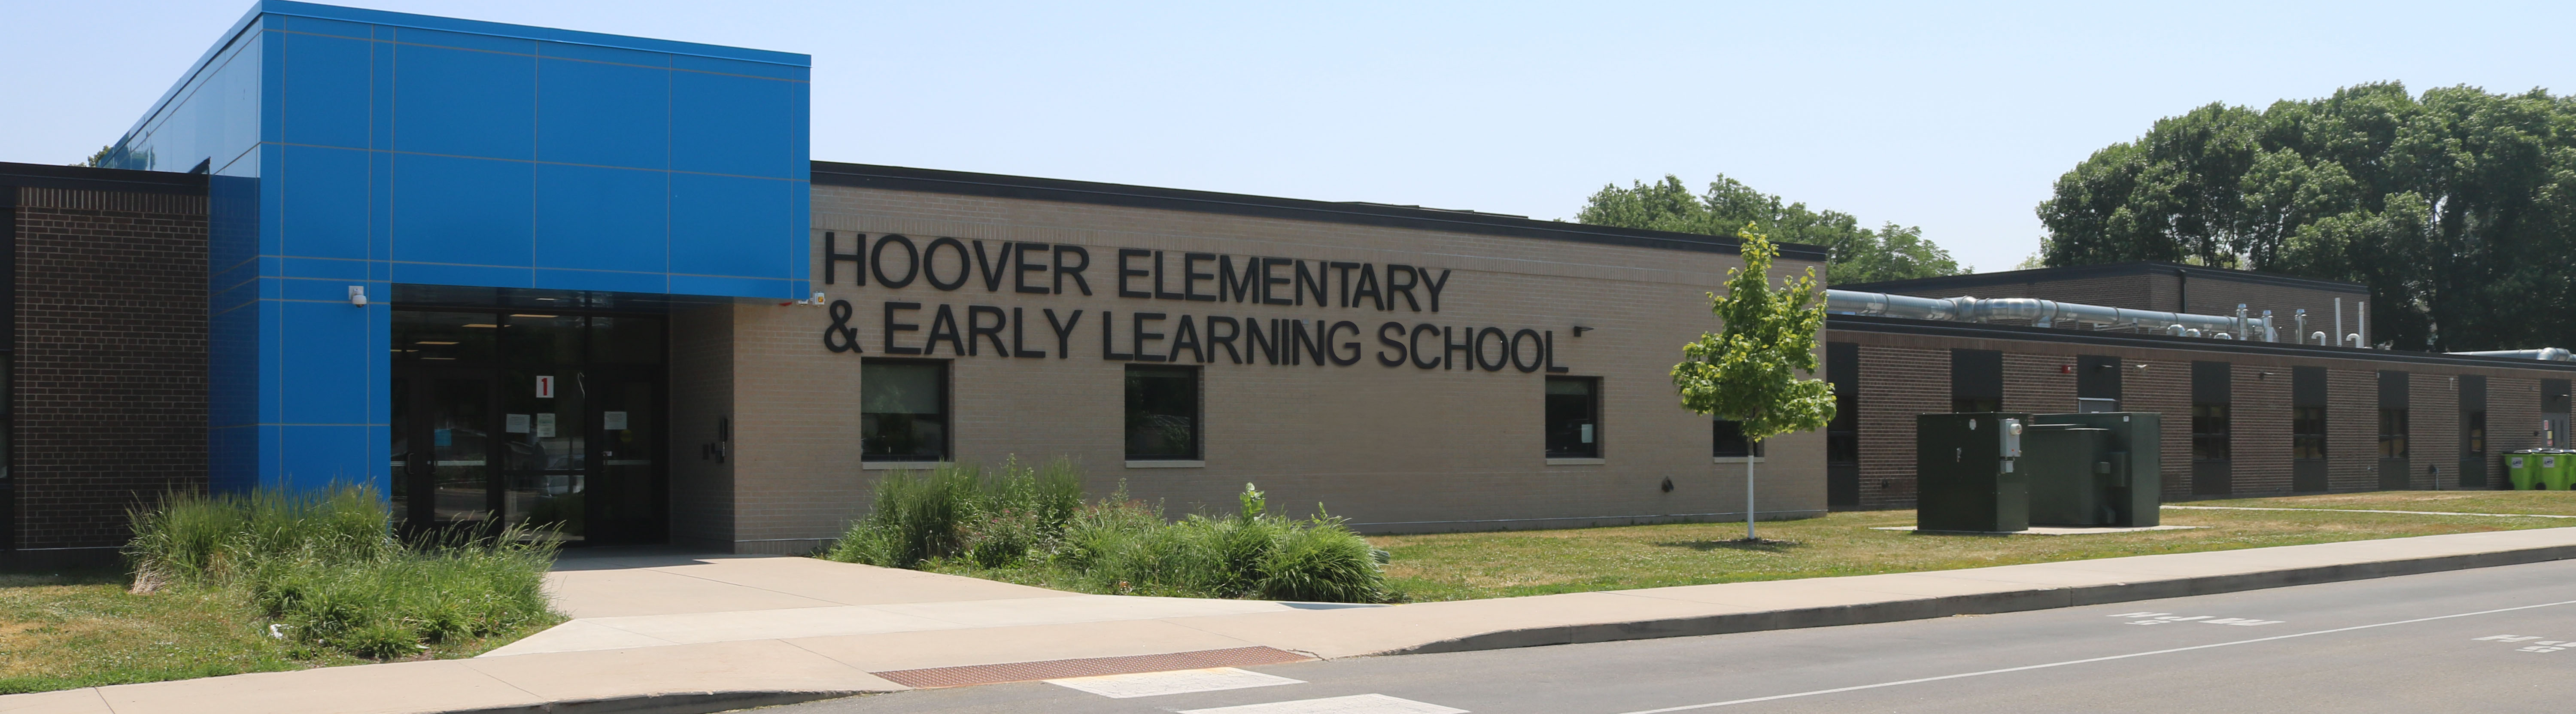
[1671, 228, 1837, 441]
[2038, 82, 2576, 352]
[1578, 174, 1963, 284]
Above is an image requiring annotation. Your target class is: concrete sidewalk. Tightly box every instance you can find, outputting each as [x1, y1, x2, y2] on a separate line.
[13, 527, 2576, 714]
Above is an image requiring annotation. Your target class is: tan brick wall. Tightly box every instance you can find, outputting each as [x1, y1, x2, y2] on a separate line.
[726, 302, 874, 553]
[705, 185, 1833, 545]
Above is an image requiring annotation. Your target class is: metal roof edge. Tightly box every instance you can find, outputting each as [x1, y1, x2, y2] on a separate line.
[809, 161, 1833, 262]
[1826, 314, 2576, 373]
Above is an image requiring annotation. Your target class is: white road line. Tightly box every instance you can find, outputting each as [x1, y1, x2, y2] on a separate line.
[1045, 667, 1304, 699]
[1180, 693, 1470, 714]
[2162, 504, 2576, 518]
[1610, 598, 2576, 714]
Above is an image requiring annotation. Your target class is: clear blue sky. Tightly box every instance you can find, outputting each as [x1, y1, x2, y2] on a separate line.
[6, 1, 2569, 273]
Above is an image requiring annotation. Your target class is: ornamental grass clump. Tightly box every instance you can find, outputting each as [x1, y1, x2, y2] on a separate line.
[122, 486, 559, 660]
[824, 466, 1391, 604]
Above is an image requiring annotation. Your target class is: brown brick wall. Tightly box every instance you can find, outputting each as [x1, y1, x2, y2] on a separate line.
[1853, 346, 1945, 509]
[2327, 369, 2378, 491]
[2123, 357, 2192, 496]
[2412, 375, 2458, 490]
[2001, 353, 2077, 414]
[1827, 319, 2576, 504]
[11, 188, 209, 550]
[2233, 364, 2293, 494]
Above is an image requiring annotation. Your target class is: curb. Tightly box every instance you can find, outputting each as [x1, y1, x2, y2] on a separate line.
[1391, 541, 2576, 655]
[441, 690, 869, 714]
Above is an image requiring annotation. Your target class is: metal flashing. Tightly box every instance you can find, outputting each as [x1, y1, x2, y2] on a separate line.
[0, 162, 208, 195]
[1839, 260, 2369, 295]
[1828, 314, 2576, 373]
[809, 161, 1831, 261]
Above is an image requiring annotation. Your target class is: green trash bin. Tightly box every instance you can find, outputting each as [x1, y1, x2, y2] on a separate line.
[2546, 451, 2576, 491]
[2508, 450, 2540, 490]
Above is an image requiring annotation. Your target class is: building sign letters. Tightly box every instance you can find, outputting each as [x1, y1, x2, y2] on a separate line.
[817, 232, 1569, 373]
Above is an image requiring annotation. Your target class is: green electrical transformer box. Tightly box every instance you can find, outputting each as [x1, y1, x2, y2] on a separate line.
[2029, 412, 2163, 527]
[1916, 412, 2032, 533]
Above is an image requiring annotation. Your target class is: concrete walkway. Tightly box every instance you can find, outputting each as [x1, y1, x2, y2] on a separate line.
[12, 528, 2576, 714]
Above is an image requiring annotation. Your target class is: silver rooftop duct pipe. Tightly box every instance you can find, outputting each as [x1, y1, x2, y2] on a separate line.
[1826, 289, 2275, 340]
[2446, 348, 2576, 362]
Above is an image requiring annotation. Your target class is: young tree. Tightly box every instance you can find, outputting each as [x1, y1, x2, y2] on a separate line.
[1672, 227, 1837, 541]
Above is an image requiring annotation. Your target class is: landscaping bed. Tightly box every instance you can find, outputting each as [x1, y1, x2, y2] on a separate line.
[822, 460, 1391, 603]
[0, 488, 563, 694]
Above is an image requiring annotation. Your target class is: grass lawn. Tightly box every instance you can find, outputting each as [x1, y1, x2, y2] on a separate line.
[2188, 489, 2576, 516]
[0, 568, 559, 695]
[1375, 495, 2576, 602]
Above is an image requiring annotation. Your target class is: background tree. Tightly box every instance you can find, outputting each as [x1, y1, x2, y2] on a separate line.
[1579, 174, 1963, 284]
[1672, 228, 1837, 541]
[2037, 82, 2576, 352]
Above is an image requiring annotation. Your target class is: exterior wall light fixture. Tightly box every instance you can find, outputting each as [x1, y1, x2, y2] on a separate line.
[346, 285, 367, 306]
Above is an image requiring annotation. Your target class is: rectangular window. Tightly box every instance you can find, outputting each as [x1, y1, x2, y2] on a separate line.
[1713, 419, 1765, 458]
[2191, 360, 2232, 462]
[1124, 365, 1200, 460]
[1826, 392, 1858, 464]
[1950, 348, 2002, 413]
[2293, 406, 2329, 459]
[2379, 407, 2409, 458]
[2378, 370, 2410, 461]
[1545, 377, 1601, 458]
[2192, 403, 2232, 461]
[2467, 410, 2487, 456]
[860, 359, 948, 462]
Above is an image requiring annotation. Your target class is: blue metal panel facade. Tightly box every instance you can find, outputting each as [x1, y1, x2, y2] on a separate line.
[107, 1, 811, 493]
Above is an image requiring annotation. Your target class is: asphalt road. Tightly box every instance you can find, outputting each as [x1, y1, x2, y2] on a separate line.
[780, 559, 2576, 714]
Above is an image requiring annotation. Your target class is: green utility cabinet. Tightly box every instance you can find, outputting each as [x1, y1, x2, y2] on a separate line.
[2029, 412, 2163, 527]
[1916, 413, 2031, 533]
[2021, 425, 2115, 526]
[2508, 450, 2539, 490]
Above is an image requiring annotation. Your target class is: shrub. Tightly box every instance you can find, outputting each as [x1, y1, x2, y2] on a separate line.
[827, 470, 1392, 603]
[825, 457, 1083, 568]
[1258, 515, 1385, 603]
[122, 486, 559, 660]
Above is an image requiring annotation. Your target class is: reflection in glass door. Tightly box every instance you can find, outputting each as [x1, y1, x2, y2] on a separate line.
[393, 308, 665, 545]
[503, 367, 586, 541]
[392, 369, 498, 532]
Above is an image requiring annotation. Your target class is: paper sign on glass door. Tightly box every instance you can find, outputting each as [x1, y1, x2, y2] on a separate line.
[535, 375, 555, 398]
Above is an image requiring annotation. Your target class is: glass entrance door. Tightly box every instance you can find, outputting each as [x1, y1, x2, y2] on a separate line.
[393, 308, 666, 545]
[392, 368, 500, 531]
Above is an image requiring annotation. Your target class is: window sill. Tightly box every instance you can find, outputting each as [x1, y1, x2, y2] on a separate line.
[862, 461, 946, 471]
[1546, 458, 1605, 466]
[1712, 456, 1766, 464]
[1125, 459, 1206, 468]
